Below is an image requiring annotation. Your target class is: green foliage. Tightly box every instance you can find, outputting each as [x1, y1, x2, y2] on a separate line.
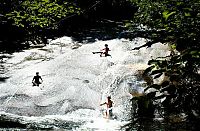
[5, 0, 80, 29]
[1, 0, 81, 52]
[129, 0, 200, 121]
[130, 0, 200, 43]
[162, 11, 176, 21]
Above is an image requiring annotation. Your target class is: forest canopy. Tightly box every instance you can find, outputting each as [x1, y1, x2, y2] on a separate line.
[0, 0, 82, 52]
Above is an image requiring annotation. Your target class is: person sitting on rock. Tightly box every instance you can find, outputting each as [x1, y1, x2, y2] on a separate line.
[32, 72, 43, 86]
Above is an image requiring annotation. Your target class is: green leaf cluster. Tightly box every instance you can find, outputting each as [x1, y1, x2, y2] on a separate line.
[5, 0, 80, 29]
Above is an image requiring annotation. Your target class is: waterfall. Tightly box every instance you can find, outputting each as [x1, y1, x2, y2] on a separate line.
[0, 37, 170, 130]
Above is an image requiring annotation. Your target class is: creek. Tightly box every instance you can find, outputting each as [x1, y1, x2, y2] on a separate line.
[0, 36, 170, 130]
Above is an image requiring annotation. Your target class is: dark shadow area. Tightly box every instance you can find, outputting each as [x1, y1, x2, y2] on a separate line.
[0, 77, 10, 82]
[0, 120, 27, 129]
[0, 18, 30, 53]
[63, 19, 128, 43]
[124, 117, 200, 131]
[0, 54, 12, 82]
[56, 0, 137, 43]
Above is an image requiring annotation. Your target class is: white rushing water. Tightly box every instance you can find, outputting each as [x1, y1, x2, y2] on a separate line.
[0, 37, 170, 130]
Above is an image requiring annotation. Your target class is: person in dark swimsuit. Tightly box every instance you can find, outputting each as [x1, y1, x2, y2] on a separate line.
[32, 72, 43, 86]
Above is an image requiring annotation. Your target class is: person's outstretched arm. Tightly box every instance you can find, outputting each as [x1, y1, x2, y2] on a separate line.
[100, 102, 106, 106]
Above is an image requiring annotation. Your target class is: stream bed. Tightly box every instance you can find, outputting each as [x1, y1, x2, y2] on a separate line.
[0, 36, 170, 130]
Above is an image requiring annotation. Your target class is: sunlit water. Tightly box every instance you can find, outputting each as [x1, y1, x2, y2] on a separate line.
[0, 37, 170, 130]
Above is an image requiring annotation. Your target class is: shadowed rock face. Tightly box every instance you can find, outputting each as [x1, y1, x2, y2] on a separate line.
[1, 94, 81, 116]
[0, 77, 10, 82]
[0, 111, 87, 129]
[4, 101, 64, 116]
[135, 70, 153, 86]
[0, 120, 27, 129]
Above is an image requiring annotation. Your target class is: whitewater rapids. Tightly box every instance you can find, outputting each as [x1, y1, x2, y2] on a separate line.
[0, 37, 170, 130]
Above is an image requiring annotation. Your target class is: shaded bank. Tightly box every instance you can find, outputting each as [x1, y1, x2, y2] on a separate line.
[0, 0, 137, 53]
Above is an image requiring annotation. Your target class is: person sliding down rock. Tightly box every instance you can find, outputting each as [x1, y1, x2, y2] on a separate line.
[100, 44, 111, 57]
[92, 44, 111, 57]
